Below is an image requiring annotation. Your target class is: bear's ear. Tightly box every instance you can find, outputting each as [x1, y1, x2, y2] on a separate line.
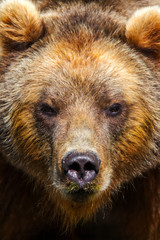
[126, 6, 160, 57]
[0, 0, 43, 54]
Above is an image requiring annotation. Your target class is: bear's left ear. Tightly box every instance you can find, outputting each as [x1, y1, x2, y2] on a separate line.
[126, 6, 160, 57]
[0, 0, 43, 54]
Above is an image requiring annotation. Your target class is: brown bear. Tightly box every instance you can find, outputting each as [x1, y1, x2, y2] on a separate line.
[0, 0, 160, 239]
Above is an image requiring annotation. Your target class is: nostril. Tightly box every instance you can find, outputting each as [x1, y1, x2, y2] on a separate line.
[84, 162, 96, 172]
[69, 162, 80, 172]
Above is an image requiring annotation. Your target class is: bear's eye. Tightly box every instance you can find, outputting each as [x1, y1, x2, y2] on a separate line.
[40, 104, 59, 117]
[105, 103, 122, 117]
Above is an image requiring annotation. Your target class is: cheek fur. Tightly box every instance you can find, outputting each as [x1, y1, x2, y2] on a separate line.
[9, 105, 52, 182]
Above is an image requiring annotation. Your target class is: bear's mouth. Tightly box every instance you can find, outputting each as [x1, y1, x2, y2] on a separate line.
[66, 183, 99, 202]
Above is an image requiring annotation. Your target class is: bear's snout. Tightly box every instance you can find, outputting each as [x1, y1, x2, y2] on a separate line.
[62, 151, 101, 188]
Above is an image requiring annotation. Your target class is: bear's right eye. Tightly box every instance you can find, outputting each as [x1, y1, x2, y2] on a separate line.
[40, 104, 59, 117]
[105, 103, 122, 117]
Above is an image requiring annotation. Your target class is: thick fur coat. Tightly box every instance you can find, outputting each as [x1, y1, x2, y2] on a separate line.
[0, 0, 160, 239]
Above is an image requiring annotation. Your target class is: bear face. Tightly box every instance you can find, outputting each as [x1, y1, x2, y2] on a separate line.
[0, 0, 160, 229]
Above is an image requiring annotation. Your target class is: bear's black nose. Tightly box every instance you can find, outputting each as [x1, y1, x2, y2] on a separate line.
[62, 151, 101, 188]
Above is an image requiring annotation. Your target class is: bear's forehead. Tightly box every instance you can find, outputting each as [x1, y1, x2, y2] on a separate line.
[31, 36, 140, 89]
[14, 36, 142, 107]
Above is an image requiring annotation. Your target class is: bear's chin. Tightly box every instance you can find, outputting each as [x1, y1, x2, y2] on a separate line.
[66, 188, 97, 203]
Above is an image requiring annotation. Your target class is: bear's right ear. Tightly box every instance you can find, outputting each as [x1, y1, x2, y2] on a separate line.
[0, 0, 43, 54]
[126, 6, 160, 57]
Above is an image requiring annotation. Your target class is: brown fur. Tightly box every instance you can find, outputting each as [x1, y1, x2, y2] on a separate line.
[0, 0, 160, 239]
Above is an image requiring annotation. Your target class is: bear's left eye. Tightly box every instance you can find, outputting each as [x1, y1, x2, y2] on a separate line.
[105, 103, 122, 117]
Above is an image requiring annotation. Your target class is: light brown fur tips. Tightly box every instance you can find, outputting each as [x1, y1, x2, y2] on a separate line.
[126, 6, 160, 54]
[0, 0, 43, 53]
